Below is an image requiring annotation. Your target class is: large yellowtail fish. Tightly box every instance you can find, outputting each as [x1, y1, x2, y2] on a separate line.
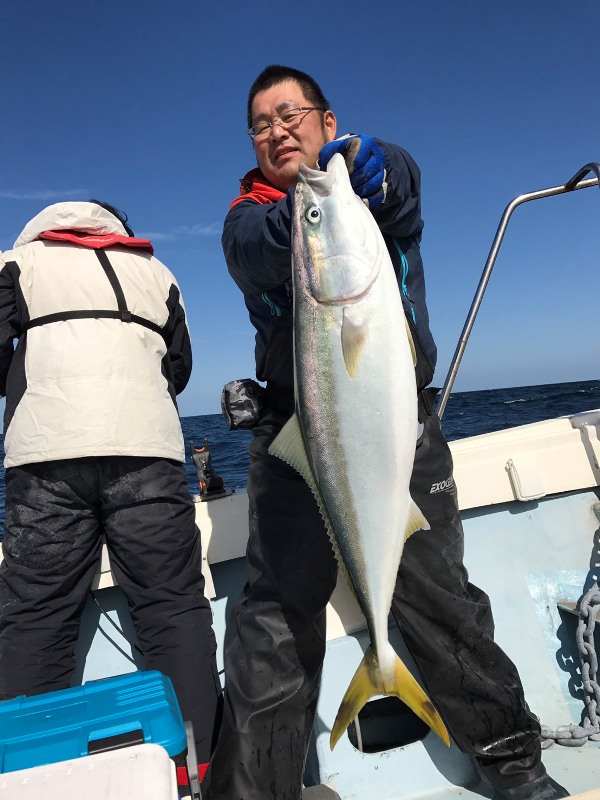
[268, 153, 450, 750]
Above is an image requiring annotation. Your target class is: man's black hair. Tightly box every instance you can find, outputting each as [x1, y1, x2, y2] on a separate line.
[247, 65, 330, 129]
[90, 199, 134, 237]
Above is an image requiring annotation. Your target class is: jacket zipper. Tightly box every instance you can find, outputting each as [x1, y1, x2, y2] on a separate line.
[261, 292, 282, 317]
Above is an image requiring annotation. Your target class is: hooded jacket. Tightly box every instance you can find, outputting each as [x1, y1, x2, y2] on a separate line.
[0, 202, 191, 468]
[222, 139, 437, 412]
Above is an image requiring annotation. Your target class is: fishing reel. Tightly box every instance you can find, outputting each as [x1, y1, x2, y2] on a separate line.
[189, 439, 231, 502]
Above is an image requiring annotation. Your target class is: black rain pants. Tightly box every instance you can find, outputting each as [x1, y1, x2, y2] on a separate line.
[0, 456, 222, 765]
[203, 408, 544, 800]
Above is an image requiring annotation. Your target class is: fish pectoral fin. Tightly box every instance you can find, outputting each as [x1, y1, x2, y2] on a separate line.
[268, 413, 316, 490]
[405, 499, 430, 541]
[341, 305, 368, 378]
[330, 644, 450, 750]
[405, 317, 417, 367]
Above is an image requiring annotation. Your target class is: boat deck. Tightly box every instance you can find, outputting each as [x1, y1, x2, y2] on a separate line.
[3, 411, 600, 800]
[301, 787, 600, 800]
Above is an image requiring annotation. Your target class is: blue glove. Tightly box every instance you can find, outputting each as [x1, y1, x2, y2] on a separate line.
[319, 134, 387, 211]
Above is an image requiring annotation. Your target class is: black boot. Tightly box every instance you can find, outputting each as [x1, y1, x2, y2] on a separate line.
[475, 721, 569, 800]
[491, 773, 570, 800]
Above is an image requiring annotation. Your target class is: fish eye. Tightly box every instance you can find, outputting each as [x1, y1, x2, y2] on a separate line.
[305, 206, 321, 224]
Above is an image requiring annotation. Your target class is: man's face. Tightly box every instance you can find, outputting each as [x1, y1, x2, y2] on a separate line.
[250, 79, 337, 191]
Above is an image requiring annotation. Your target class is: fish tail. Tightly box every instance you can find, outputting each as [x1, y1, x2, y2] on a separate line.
[390, 649, 450, 746]
[330, 644, 450, 750]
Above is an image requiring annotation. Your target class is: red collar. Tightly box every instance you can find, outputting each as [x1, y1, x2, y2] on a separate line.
[38, 230, 154, 255]
[230, 169, 286, 209]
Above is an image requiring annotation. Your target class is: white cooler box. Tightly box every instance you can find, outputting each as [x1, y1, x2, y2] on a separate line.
[0, 743, 178, 800]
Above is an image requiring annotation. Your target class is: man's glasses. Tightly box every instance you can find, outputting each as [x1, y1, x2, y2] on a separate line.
[247, 107, 327, 140]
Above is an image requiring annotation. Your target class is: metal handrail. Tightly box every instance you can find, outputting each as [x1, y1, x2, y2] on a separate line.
[436, 163, 600, 420]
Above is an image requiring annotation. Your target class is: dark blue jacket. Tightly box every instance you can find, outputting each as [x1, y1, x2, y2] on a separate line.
[222, 140, 437, 410]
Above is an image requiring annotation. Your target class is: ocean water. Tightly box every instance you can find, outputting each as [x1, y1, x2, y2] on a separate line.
[0, 378, 599, 531]
[178, 378, 600, 494]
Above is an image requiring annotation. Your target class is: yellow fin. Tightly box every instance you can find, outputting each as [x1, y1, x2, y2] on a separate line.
[405, 499, 430, 541]
[330, 644, 450, 750]
[268, 414, 357, 597]
[391, 651, 450, 747]
[330, 649, 374, 750]
[268, 413, 316, 489]
[341, 305, 368, 378]
[405, 317, 417, 367]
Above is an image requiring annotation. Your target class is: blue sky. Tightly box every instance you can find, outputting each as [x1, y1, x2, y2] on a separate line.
[1, 1, 599, 416]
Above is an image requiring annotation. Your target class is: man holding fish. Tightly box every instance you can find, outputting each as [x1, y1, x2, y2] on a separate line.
[204, 65, 569, 800]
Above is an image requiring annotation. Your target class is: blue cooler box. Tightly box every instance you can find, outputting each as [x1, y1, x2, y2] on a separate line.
[0, 670, 187, 774]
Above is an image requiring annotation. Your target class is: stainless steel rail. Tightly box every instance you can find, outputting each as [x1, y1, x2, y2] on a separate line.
[436, 163, 600, 420]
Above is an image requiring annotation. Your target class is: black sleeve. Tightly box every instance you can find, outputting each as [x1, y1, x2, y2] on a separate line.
[164, 283, 192, 395]
[372, 139, 424, 241]
[0, 258, 20, 397]
[222, 192, 295, 295]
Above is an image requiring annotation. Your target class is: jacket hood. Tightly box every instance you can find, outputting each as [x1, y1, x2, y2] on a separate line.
[14, 202, 128, 248]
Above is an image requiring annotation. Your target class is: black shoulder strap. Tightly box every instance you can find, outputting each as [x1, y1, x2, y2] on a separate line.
[22, 249, 166, 341]
[95, 249, 129, 315]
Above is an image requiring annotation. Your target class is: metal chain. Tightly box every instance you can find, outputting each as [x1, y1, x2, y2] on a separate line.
[541, 582, 600, 748]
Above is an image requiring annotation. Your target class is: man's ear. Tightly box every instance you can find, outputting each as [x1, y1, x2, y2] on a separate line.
[324, 110, 337, 142]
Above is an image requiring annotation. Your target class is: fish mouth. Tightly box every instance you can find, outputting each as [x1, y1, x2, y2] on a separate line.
[297, 162, 333, 194]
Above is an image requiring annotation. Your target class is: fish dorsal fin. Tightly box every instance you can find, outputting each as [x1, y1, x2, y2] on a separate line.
[342, 305, 368, 378]
[405, 498, 430, 541]
[268, 413, 358, 599]
[405, 317, 417, 368]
